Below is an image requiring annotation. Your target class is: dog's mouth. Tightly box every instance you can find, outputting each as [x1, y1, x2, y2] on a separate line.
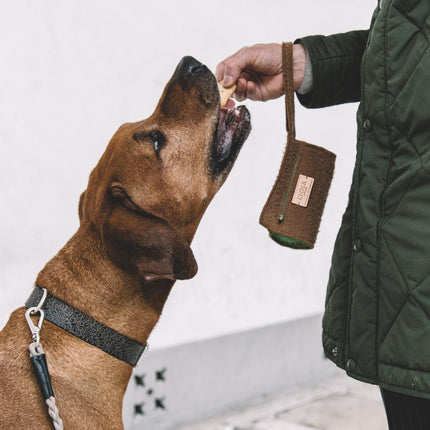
[211, 97, 251, 176]
[164, 55, 251, 177]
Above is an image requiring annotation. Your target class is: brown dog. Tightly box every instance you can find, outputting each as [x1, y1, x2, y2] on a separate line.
[0, 56, 250, 429]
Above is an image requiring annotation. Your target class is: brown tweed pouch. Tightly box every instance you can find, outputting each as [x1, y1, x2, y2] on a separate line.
[259, 42, 336, 249]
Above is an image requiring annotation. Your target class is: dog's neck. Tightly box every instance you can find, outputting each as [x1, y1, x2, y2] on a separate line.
[1, 224, 180, 429]
[31, 222, 175, 417]
[36, 222, 174, 346]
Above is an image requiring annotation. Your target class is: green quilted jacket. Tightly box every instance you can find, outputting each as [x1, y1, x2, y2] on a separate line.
[297, 0, 430, 398]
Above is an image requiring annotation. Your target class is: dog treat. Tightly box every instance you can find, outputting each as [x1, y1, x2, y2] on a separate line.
[219, 82, 237, 107]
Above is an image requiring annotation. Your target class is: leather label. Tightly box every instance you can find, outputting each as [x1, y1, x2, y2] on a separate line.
[291, 174, 314, 207]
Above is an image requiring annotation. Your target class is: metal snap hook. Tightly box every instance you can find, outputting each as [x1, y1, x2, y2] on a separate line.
[25, 288, 48, 344]
[25, 307, 45, 343]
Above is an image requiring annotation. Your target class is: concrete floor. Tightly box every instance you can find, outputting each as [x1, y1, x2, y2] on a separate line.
[175, 373, 388, 430]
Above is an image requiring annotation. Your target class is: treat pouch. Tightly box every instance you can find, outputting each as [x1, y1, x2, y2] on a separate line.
[259, 42, 336, 249]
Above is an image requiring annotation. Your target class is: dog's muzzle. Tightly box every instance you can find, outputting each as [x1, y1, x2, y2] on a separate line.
[169, 56, 252, 176]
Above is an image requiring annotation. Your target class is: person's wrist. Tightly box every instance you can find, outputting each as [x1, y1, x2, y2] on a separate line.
[292, 44, 306, 91]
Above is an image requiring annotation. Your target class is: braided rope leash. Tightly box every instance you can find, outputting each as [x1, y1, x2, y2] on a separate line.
[26, 288, 64, 430]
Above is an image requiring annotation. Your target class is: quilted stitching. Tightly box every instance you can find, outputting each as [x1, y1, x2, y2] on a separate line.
[372, 231, 430, 349]
[387, 44, 430, 111]
[389, 122, 423, 159]
[391, 3, 430, 41]
[383, 166, 421, 222]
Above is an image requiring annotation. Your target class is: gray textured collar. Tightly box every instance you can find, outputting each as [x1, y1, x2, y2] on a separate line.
[25, 286, 148, 367]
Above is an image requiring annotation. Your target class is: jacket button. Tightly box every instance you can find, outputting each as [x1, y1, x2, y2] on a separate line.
[363, 119, 372, 132]
[331, 347, 338, 357]
[352, 238, 362, 252]
[347, 359, 356, 372]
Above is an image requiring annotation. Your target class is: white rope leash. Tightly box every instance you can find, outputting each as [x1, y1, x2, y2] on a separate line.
[26, 289, 64, 430]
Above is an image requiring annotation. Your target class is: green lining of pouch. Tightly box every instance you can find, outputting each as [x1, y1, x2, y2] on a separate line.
[269, 232, 312, 249]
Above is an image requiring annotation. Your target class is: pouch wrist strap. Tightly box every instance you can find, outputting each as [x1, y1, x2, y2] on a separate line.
[259, 41, 336, 249]
[282, 41, 296, 138]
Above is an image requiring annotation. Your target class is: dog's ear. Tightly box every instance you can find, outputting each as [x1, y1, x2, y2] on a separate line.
[78, 190, 86, 222]
[102, 203, 197, 281]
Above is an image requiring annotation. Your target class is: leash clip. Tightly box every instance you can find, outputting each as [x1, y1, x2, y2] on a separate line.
[26, 307, 45, 343]
[25, 288, 48, 343]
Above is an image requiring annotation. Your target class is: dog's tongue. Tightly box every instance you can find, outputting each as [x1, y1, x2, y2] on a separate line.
[221, 98, 235, 111]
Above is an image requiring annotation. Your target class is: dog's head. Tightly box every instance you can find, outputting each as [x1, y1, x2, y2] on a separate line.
[79, 56, 251, 282]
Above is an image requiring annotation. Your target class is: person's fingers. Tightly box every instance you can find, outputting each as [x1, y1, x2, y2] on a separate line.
[222, 63, 244, 87]
[216, 47, 255, 87]
[235, 76, 248, 94]
[234, 92, 247, 102]
[234, 77, 248, 101]
[215, 61, 226, 83]
[215, 54, 238, 85]
[216, 43, 283, 101]
[246, 81, 263, 101]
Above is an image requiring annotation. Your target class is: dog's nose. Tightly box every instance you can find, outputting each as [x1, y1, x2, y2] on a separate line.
[178, 56, 204, 75]
[171, 56, 209, 92]
[165, 55, 219, 111]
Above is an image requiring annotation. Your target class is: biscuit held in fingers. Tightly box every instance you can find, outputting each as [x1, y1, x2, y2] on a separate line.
[218, 82, 237, 107]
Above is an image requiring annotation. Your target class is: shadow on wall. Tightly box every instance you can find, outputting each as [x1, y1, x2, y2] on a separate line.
[123, 314, 336, 430]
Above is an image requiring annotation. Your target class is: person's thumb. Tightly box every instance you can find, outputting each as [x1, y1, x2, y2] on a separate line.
[216, 50, 251, 87]
[221, 65, 241, 87]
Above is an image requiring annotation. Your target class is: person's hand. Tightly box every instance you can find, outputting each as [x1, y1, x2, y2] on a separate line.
[215, 43, 306, 102]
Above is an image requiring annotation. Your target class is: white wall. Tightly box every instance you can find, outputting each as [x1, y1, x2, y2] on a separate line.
[0, 0, 375, 349]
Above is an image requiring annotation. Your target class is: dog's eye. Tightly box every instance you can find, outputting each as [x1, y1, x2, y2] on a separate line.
[132, 130, 165, 155]
[149, 131, 165, 154]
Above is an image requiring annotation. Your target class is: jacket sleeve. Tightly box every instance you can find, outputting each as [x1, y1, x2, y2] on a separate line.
[294, 30, 369, 108]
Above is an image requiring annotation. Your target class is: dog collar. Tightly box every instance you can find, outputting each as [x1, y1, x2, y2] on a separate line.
[25, 286, 148, 367]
